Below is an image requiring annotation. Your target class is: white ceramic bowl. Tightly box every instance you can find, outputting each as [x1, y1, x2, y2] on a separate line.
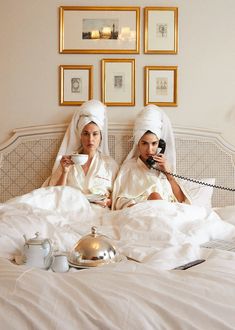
[71, 153, 88, 165]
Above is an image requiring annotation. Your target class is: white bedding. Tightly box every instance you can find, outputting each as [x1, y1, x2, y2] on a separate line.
[0, 186, 235, 329]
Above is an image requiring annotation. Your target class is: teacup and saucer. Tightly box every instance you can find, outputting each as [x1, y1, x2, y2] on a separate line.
[71, 153, 88, 165]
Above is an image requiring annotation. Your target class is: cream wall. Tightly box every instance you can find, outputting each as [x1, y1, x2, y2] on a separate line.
[0, 0, 235, 146]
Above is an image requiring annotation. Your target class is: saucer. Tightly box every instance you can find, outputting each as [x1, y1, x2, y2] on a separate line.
[86, 194, 106, 203]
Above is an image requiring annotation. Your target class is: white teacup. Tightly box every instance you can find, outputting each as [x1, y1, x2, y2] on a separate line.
[51, 254, 69, 273]
[71, 153, 88, 165]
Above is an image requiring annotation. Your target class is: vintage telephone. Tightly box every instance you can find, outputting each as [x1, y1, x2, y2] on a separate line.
[146, 139, 166, 168]
[146, 139, 235, 192]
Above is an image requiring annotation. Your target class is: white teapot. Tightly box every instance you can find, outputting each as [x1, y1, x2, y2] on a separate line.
[22, 232, 53, 270]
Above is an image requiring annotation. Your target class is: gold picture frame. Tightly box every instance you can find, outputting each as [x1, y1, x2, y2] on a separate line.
[59, 6, 140, 54]
[101, 59, 135, 106]
[144, 66, 178, 107]
[144, 7, 178, 54]
[59, 65, 93, 106]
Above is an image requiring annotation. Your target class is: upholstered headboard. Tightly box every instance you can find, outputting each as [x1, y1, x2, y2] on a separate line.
[0, 123, 234, 207]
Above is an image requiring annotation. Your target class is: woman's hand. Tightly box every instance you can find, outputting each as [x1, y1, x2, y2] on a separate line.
[60, 155, 74, 173]
[151, 154, 171, 173]
[56, 155, 74, 186]
[152, 154, 186, 202]
[94, 198, 111, 208]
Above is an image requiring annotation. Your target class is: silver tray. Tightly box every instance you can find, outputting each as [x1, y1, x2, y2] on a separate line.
[68, 254, 126, 269]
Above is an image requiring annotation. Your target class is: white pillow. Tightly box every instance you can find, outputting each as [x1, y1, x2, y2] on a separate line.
[214, 205, 235, 225]
[179, 178, 215, 208]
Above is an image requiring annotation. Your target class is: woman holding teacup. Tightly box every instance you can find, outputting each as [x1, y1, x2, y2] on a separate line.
[43, 100, 119, 209]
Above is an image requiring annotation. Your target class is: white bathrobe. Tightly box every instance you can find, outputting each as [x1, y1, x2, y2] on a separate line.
[66, 151, 119, 198]
[113, 157, 191, 210]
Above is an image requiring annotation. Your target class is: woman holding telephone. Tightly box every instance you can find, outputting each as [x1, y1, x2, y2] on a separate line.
[112, 105, 190, 210]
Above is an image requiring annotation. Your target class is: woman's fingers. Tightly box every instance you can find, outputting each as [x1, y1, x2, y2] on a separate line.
[152, 154, 164, 164]
[61, 156, 73, 168]
[94, 200, 106, 208]
[152, 155, 171, 173]
[94, 198, 111, 208]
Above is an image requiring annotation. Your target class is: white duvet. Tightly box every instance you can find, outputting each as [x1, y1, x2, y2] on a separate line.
[1, 186, 235, 329]
[0, 186, 235, 269]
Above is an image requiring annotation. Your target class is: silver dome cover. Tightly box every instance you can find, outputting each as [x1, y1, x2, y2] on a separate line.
[68, 226, 118, 267]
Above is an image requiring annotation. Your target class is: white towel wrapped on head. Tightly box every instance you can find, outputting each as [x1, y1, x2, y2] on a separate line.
[42, 99, 109, 186]
[126, 104, 176, 172]
[52, 99, 109, 174]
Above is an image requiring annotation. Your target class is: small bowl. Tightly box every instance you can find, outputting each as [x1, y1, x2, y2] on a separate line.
[71, 153, 88, 165]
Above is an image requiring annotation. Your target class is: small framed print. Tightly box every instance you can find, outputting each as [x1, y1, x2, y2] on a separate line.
[59, 6, 140, 54]
[144, 66, 178, 106]
[59, 65, 93, 106]
[144, 7, 178, 54]
[101, 59, 135, 106]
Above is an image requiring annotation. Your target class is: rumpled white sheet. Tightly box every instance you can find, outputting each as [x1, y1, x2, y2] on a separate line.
[1, 186, 235, 329]
[0, 186, 235, 270]
[1, 249, 235, 330]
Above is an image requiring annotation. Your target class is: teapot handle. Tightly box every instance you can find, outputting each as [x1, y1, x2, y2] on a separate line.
[43, 239, 53, 269]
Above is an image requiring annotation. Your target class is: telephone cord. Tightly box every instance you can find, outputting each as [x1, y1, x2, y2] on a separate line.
[156, 168, 235, 192]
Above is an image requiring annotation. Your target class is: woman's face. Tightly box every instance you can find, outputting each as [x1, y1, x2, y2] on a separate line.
[81, 122, 101, 154]
[138, 132, 159, 162]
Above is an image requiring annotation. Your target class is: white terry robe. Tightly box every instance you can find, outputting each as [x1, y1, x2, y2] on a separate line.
[113, 157, 191, 210]
[66, 151, 119, 198]
[42, 99, 111, 187]
[112, 104, 191, 210]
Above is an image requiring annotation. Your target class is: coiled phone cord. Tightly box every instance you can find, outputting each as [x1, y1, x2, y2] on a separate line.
[158, 169, 235, 192]
[147, 159, 235, 192]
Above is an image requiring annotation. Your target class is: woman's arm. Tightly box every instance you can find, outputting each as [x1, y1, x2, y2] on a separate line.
[55, 167, 70, 186]
[55, 156, 73, 186]
[153, 154, 186, 203]
[164, 173, 186, 202]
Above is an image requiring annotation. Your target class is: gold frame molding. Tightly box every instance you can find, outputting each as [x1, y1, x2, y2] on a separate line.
[59, 6, 140, 54]
[59, 65, 93, 106]
[144, 7, 178, 54]
[144, 66, 178, 107]
[101, 58, 135, 106]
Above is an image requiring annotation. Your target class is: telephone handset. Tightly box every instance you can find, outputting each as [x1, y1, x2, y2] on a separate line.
[158, 139, 166, 154]
[146, 139, 166, 167]
[146, 139, 235, 192]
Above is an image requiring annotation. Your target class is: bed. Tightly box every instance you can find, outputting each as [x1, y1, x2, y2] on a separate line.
[0, 123, 235, 329]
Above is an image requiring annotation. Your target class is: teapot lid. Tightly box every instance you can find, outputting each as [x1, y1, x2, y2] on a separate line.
[24, 232, 47, 245]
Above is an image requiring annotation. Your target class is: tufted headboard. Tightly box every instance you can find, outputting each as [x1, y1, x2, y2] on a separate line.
[0, 123, 234, 207]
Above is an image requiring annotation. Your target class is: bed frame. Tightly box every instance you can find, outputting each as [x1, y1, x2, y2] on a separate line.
[0, 123, 234, 207]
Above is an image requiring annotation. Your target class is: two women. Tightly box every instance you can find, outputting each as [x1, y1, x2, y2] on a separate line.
[46, 100, 188, 210]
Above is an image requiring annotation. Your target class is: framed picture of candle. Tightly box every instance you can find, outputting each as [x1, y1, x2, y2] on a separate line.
[144, 7, 178, 54]
[144, 66, 178, 106]
[101, 59, 135, 106]
[59, 6, 140, 54]
[59, 65, 93, 106]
